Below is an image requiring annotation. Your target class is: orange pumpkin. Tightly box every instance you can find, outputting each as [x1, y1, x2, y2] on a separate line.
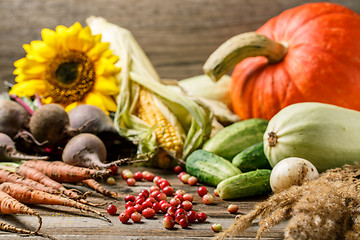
[204, 3, 360, 120]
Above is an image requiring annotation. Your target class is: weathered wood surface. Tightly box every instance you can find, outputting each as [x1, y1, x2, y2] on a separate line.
[0, 166, 284, 240]
[0, 0, 360, 93]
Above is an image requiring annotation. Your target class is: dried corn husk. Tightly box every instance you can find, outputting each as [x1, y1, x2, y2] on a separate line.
[86, 17, 212, 167]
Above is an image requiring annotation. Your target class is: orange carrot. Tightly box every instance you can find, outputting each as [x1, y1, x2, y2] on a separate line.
[17, 164, 105, 207]
[22, 160, 111, 183]
[0, 182, 111, 223]
[0, 221, 57, 240]
[0, 190, 42, 233]
[0, 168, 59, 195]
[82, 179, 118, 198]
[17, 164, 79, 199]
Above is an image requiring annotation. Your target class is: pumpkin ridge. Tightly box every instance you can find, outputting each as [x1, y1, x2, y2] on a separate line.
[269, 3, 358, 43]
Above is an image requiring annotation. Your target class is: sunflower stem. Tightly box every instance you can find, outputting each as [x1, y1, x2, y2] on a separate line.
[9, 95, 34, 115]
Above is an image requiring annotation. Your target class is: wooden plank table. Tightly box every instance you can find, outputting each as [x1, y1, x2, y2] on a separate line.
[0, 166, 284, 240]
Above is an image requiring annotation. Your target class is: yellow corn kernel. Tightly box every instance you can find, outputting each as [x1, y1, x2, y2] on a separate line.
[136, 87, 183, 165]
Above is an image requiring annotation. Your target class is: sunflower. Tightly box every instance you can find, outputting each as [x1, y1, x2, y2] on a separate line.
[9, 22, 120, 113]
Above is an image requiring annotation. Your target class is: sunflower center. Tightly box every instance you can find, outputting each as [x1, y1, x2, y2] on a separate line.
[55, 62, 81, 85]
[45, 50, 95, 104]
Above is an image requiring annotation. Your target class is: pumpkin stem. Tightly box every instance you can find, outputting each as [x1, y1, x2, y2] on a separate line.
[203, 32, 287, 81]
[268, 132, 278, 147]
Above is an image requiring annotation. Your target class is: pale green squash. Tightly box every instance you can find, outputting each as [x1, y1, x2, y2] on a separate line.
[263, 102, 360, 172]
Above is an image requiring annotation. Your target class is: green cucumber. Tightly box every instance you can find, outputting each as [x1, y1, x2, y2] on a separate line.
[216, 169, 272, 200]
[203, 118, 268, 160]
[185, 149, 242, 187]
[232, 142, 271, 172]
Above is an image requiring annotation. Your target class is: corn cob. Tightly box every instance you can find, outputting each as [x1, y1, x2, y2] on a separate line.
[87, 17, 212, 169]
[136, 87, 184, 168]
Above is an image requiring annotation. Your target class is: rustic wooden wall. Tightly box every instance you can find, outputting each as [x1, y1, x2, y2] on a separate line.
[0, 0, 359, 93]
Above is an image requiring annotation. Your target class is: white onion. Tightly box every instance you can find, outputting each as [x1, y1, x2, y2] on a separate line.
[270, 157, 319, 193]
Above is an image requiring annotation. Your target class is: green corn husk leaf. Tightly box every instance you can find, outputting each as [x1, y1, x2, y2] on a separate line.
[86, 16, 212, 162]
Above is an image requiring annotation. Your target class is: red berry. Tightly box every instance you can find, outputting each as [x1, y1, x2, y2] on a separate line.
[152, 202, 161, 213]
[150, 190, 161, 199]
[173, 165, 183, 174]
[149, 185, 160, 193]
[164, 212, 175, 219]
[167, 206, 176, 215]
[145, 172, 155, 181]
[124, 194, 135, 202]
[140, 189, 150, 198]
[119, 212, 130, 223]
[146, 197, 157, 204]
[178, 172, 187, 178]
[126, 178, 136, 186]
[156, 192, 167, 202]
[122, 169, 133, 180]
[133, 171, 143, 181]
[197, 186, 208, 197]
[142, 208, 156, 219]
[180, 173, 191, 184]
[169, 197, 181, 207]
[179, 218, 189, 228]
[106, 204, 117, 215]
[153, 176, 162, 185]
[214, 189, 220, 197]
[174, 194, 183, 202]
[160, 181, 171, 190]
[175, 208, 186, 215]
[181, 200, 193, 211]
[163, 216, 175, 229]
[175, 189, 186, 196]
[227, 204, 239, 214]
[141, 200, 153, 210]
[159, 200, 168, 206]
[134, 204, 143, 213]
[202, 193, 214, 205]
[187, 176, 198, 186]
[211, 223, 222, 232]
[175, 212, 187, 223]
[125, 201, 135, 209]
[125, 206, 135, 215]
[131, 212, 142, 222]
[197, 212, 207, 223]
[183, 193, 193, 202]
[187, 210, 198, 223]
[160, 202, 171, 213]
[109, 165, 118, 175]
[135, 197, 145, 205]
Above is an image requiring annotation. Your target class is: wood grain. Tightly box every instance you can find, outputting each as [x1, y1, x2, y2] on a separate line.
[0, 166, 283, 240]
[0, 0, 359, 93]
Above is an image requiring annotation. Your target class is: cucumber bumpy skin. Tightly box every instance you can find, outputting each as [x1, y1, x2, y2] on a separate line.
[203, 118, 268, 160]
[185, 149, 241, 187]
[216, 169, 272, 200]
[264, 102, 360, 172]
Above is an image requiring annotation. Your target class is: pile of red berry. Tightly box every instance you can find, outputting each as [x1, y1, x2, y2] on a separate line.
[106, 168, 211, 229]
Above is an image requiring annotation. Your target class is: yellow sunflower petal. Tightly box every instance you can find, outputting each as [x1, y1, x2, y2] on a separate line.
[41, 28, 57, 48]
[87, 42, 110, 61]
[96, 93, 118, 112]
[95, 58, 120, 76]
[64, 101, 81, 112]
[15, 58, 46, 76]
[83, 92, 107, 112]
[65, 22, 83, 50]
[93, 76, 120, 95]
[9, 80, 47, 97]
[79, 28, 96, 52]
[26, 41, 57, 62]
